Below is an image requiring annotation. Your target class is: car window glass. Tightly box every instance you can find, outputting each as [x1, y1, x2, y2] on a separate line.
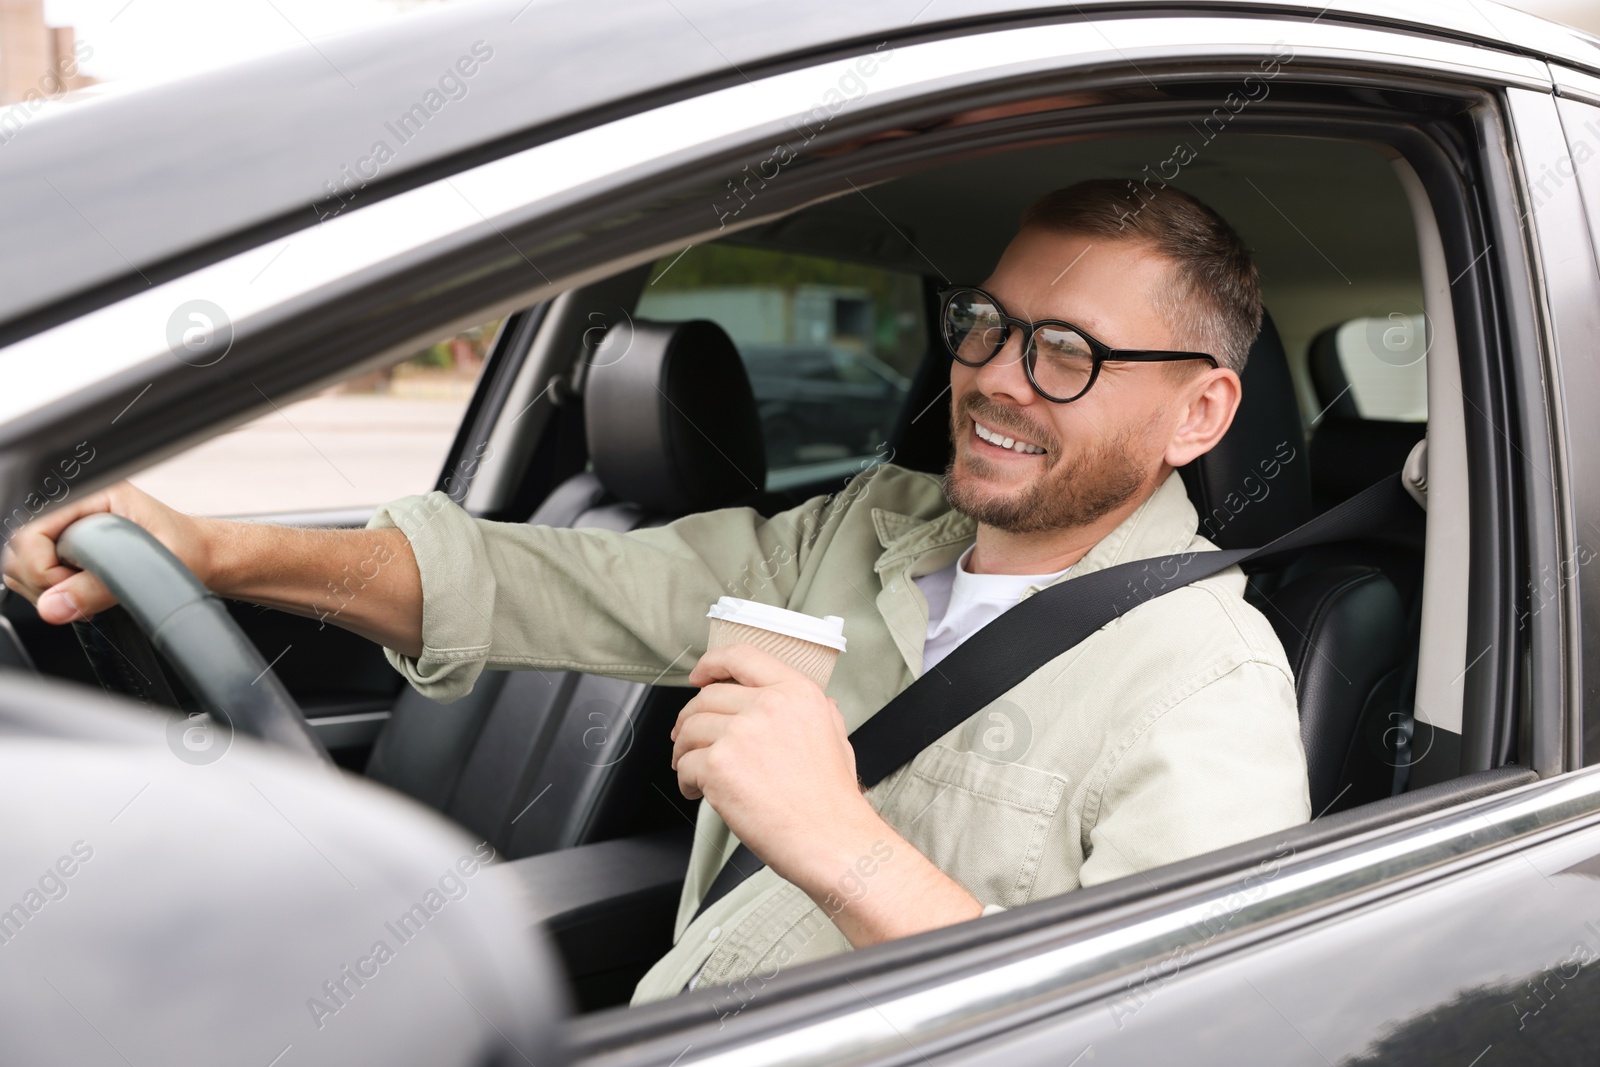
[128, 321, 501, 516]
[1331, 315, 1428, 421]
[634, 244, 924, 476]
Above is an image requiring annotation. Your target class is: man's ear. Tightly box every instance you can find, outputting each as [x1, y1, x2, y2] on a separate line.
[1164, 368, 1241, 468]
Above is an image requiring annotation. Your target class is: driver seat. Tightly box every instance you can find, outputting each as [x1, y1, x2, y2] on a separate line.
[1178, 312, 1415, 814]
[366, 319, 785, 857]
[891, 308, 1419, 815]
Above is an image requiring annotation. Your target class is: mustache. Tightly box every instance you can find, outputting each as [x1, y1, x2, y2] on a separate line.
[957, 393, 1054, 452]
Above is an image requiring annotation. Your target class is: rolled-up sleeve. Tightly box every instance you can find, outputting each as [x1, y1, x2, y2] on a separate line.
[366, 492, 499, 702]
[366, 489, 833, 704]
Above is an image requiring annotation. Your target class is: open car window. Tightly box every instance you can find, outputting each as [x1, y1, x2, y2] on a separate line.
[126, 320, 500, 516]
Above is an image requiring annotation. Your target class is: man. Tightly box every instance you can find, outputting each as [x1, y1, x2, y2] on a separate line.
[2, 179, 1309, 1006]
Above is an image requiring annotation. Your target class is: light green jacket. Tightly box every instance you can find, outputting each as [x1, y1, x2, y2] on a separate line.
[368, 462, 1310, 1007]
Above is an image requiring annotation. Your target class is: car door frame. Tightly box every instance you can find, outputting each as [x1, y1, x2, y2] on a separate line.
[1542, 65, 1600, 770]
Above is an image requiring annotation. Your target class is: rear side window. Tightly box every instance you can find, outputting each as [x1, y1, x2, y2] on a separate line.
[1319, 315, 1428, 421]
[635, 244, 926, 480]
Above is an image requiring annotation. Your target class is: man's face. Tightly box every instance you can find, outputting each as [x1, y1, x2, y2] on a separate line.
[943, 226, 1198, 535]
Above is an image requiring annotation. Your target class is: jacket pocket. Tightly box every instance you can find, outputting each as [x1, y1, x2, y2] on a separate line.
[887, 742, 1068, 908]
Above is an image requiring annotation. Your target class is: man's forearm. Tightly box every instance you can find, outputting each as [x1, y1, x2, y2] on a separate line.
[784, 802, 984, 948]
[198, 519, 424, 658]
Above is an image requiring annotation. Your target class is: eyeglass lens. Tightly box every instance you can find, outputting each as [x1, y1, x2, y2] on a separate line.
[943, 290, 1095, 400]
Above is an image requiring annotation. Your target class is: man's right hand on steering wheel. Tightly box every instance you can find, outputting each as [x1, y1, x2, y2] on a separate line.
[2, 482, 213, 625]
[1, 480, 427, 658]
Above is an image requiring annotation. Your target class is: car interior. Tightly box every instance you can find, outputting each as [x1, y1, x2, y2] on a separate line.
[0, 107, 1533, 1018]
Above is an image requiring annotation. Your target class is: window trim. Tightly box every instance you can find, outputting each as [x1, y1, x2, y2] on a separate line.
[1518, 86, 1600, 770]
[434, 308, 542, 506]
[1492, 88, 1585, 776]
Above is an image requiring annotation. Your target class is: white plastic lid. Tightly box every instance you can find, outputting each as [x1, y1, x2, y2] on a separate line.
[706, 597, 847, 652]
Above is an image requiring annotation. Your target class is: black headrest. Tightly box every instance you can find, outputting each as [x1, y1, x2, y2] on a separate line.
[1178, 310, 1312, 549]
[1307, 324, 1360, 419]
[584, 319, 767, 514]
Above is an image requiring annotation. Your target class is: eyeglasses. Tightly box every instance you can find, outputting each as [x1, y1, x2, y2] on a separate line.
[939, 286, 1219, 403]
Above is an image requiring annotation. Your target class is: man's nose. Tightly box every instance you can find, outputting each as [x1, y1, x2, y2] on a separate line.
[973, 328, 1033, 400]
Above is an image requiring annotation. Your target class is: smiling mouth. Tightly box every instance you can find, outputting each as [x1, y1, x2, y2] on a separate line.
[971, 418, 1048, 456]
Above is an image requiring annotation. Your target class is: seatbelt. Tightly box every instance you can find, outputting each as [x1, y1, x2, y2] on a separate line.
[689, 472, 1424, 922]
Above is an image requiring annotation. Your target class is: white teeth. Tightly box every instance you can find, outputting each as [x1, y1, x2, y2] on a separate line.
[974, 420, 1045, 454]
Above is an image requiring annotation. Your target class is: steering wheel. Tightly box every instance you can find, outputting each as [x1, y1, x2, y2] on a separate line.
[55, 513, 331, 763]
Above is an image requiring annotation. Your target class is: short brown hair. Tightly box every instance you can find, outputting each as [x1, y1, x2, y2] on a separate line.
[1020, 179, 1262, 374]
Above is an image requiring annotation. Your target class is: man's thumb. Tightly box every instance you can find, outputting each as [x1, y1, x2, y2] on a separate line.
[37, 575, 113, 624]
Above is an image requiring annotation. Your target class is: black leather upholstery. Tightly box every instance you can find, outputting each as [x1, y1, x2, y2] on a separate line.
[1178, 310, 1312, 549]
[368, 320, 775, 857]
[1258, 565, 1406, 813]
[586, 319, 766, 514]
[1179, 311, 1416, 815]
[1308, 325, 1361, 421]
[1309, 416, 1427, 513]
[495, 828, 692, 1010]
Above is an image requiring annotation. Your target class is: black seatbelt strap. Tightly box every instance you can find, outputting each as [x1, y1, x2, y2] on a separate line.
[689, 472, 1424, 922]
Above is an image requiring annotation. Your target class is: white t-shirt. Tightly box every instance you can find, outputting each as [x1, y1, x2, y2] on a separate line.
[913, 543, 1075, 675]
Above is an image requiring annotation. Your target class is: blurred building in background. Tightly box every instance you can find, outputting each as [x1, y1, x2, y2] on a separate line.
[0, 0, 93, 105]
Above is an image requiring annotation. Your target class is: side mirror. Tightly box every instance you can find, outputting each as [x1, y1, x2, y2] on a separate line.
[0, 672, 570, 1066]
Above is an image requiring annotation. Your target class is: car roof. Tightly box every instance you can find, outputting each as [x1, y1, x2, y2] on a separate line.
[1, 0, 1592, 341]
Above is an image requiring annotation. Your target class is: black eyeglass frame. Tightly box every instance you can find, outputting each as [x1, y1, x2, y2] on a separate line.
[938, 285, 1220, 403]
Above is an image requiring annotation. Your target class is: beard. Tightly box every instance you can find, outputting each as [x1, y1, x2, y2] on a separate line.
[941, 392, 1152, 535]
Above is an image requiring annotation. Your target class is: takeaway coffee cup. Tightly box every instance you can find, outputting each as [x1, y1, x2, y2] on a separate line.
[705, 597, 847, 690]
